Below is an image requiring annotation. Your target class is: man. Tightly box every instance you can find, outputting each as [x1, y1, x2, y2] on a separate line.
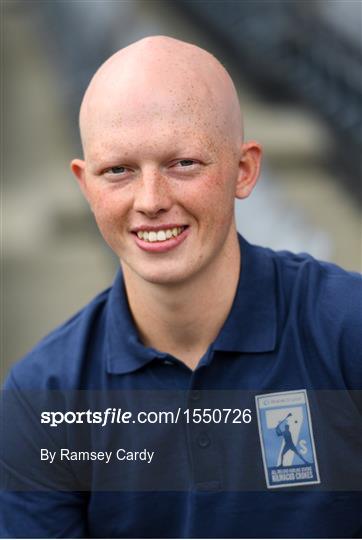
[275, 420, 310, 467]
[1, 36, 361, 538]
[71, 34, 260, 370]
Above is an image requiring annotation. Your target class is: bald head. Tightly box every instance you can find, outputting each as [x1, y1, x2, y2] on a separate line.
[72, 36, 262, 287]
[79, 36, 243, 156]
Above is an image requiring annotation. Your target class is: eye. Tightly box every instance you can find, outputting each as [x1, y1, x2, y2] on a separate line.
[107, 166, 127, 175]
[169, 159, 201, 175]
[178, 159, 195, 167]
[103, 165, 132, 181]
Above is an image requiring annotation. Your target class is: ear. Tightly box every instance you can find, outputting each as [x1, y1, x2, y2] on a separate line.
[70, 158, 89, 200]
[235, 141, 262, 200]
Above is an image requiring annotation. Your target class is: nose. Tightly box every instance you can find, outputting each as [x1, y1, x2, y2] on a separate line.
[134, 167, 173, 217]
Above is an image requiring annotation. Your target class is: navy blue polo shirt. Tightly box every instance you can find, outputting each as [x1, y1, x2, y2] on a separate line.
[1, 235, 361, 538]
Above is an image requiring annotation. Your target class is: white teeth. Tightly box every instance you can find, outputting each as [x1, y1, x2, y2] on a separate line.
[136, 227, 185, 243]
[148, 231, 157, 242]
[157, 230, 166, 241]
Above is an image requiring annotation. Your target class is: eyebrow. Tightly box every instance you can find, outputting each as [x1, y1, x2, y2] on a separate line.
[85, 135, 216, 172]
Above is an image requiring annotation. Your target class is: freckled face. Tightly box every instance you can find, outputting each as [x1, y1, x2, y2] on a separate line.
[76, 93, 242, 286]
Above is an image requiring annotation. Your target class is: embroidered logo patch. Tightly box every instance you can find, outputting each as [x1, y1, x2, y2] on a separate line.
[255, 389, 320, 489]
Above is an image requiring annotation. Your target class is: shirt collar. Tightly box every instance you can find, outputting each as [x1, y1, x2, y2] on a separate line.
[212, 234, 277, 353]
[106, 234, 277, 375]
[105, 271, 166, 375]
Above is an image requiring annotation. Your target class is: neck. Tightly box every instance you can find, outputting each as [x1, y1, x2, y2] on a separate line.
[122, 231, 241, 370]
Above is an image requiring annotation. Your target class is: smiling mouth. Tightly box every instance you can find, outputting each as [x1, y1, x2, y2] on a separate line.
[134, 226, 187, 243]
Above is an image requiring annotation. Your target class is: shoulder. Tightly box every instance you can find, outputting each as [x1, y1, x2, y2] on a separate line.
[260, 246, 362, 386]
[249, 241, 360, 301]
[269, 247, 361, 318]
[4, 286, 111, 390]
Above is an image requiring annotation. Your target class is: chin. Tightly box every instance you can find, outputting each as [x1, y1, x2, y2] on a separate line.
[137, 269, 191, 286]
[126, 258, 200, 286]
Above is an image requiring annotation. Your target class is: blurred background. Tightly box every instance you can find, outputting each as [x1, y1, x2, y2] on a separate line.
[2, 0, 361, 381]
